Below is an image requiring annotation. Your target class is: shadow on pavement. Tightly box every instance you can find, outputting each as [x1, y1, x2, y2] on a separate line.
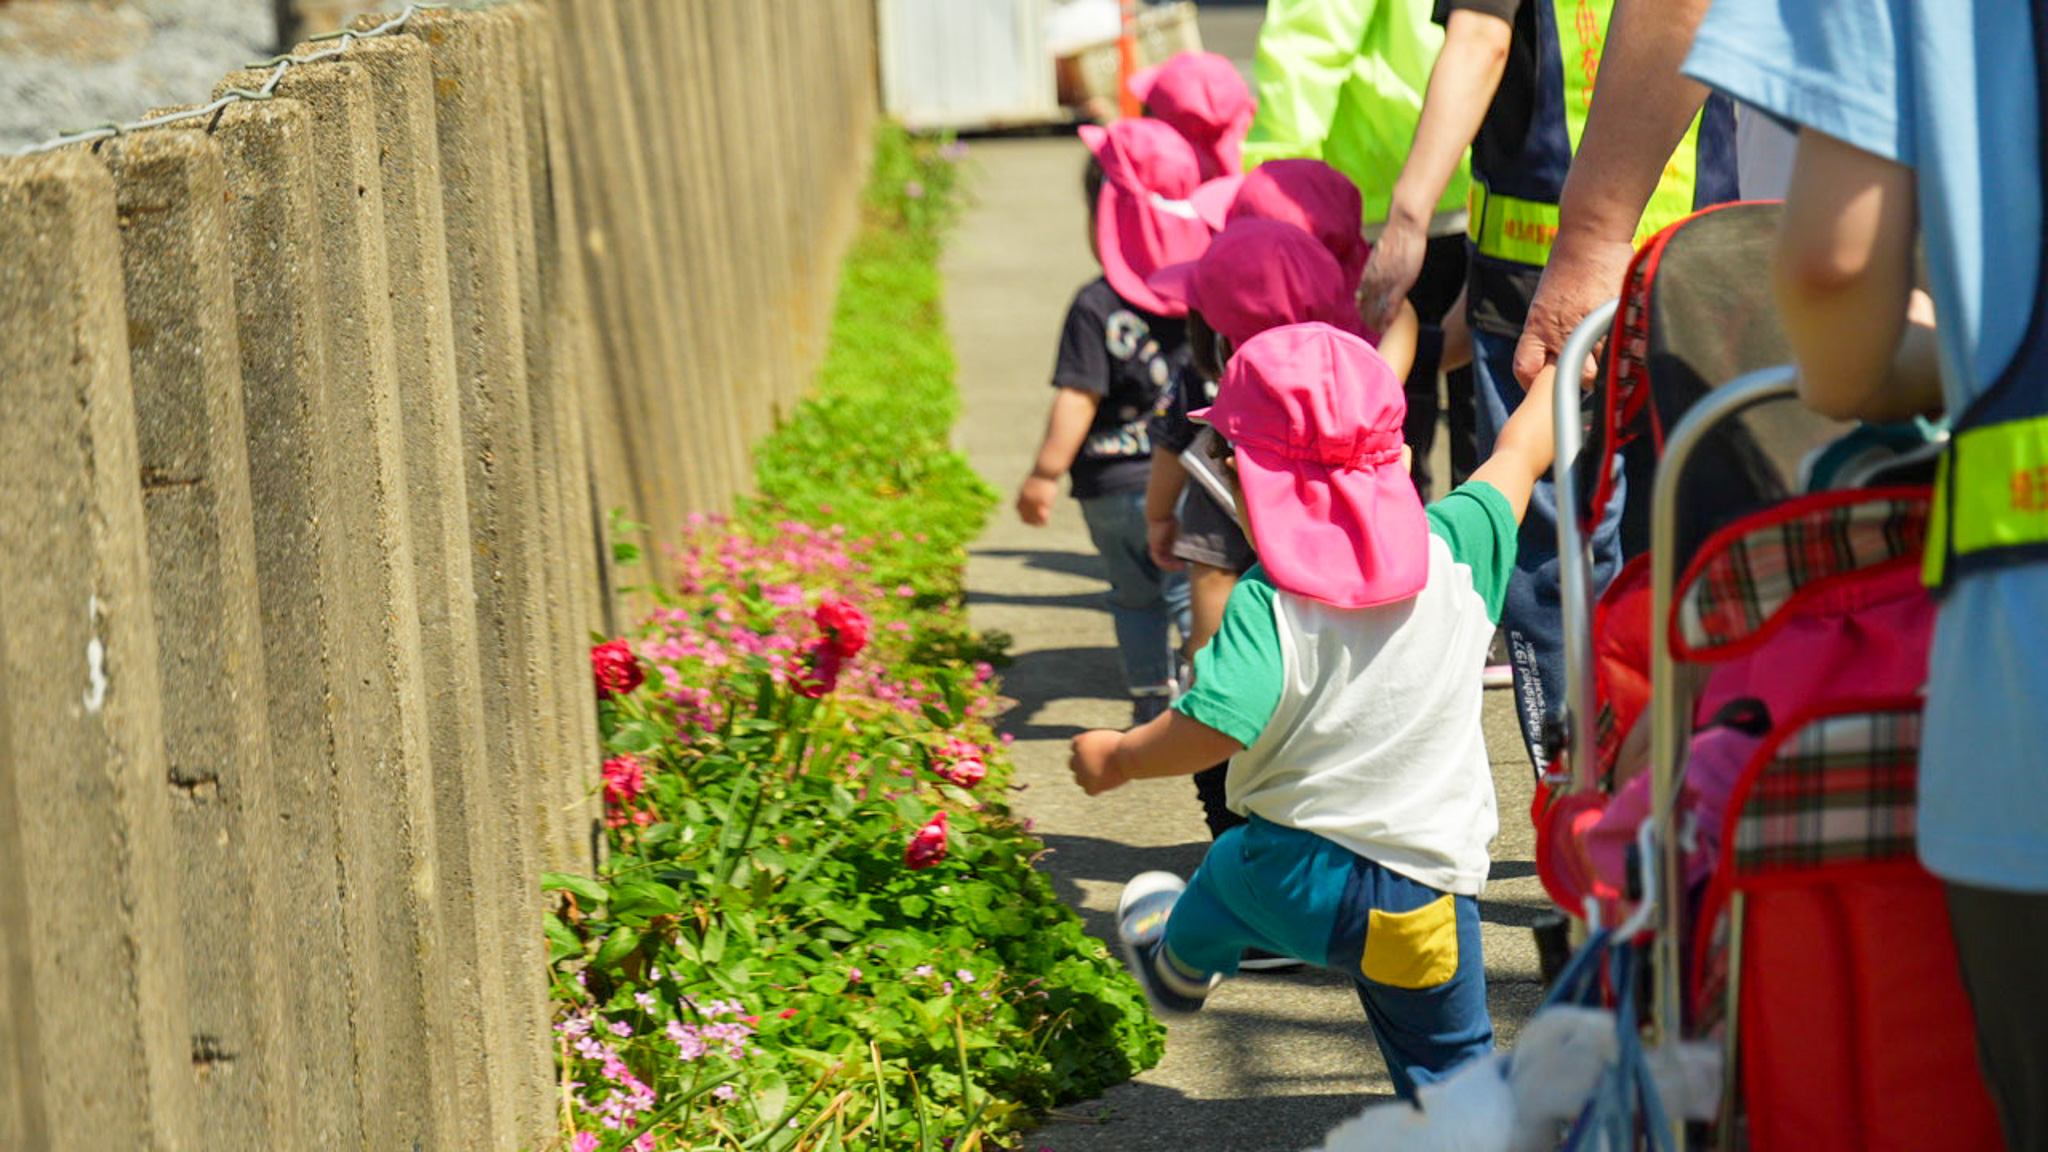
[974, 547, 1108, 582]
[1043, 1077, 1390, 1152]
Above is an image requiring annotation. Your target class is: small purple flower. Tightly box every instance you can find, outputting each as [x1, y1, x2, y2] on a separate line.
[713, 1084, 737, 1100]
[904, 180, 925, 200]
[608, 1019, 633, 1039]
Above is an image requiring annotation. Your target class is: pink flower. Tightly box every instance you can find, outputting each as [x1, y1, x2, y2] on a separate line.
[812, 598, 871, 658]
[592, 639, 645, 697]
[905, 811, 949, 870]
[933, 755, 986, 789]
[572, 1133, 599, 1152]
[601, 755, 645, 808]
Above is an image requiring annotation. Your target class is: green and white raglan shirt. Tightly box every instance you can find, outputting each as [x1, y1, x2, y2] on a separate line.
[1173, 482, 1517, 896]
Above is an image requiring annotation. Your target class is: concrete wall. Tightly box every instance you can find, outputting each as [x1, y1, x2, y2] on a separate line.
[0, 2, 877, 1147]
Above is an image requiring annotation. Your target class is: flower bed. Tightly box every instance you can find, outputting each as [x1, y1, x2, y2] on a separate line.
[547, 127, 1164, 1151]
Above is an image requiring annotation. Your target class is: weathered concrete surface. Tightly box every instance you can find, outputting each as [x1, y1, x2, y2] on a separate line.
[202, 95, 364, 1148]
[950, 132, 1548, 1151]
[347, 33, 509, 1150]
[510, 3, 605, 874]
[0, 148, 196, 1151]
[217, 54, 451, 1151]
[98, 123, 301, 1149]
[401, 8, 555, 1139]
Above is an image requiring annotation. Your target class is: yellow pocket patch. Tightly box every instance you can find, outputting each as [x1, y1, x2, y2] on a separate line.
[1360, 895, 1459, 990]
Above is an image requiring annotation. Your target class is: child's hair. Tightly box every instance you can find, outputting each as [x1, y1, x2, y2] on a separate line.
[1082, 154, 1104, 211]
[1187, 309, 1226, 383]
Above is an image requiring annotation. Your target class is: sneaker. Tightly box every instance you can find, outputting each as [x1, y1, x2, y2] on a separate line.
[1237, 947, 1304, 973]
[1116, 872, 1218, 1016]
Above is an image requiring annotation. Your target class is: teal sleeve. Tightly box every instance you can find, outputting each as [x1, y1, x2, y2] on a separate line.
[1426, 481, 1518, 624]
[1173, 566, 1285, 749]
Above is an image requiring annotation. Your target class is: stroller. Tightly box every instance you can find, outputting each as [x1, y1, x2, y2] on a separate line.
[1531, 202, 2002, 1150]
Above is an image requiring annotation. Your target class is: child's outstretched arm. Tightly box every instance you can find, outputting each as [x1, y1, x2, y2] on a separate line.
[1016, 386, 1102, 526]
[1069, 710, 1242, 796]
[1467, 365, 1558, 526]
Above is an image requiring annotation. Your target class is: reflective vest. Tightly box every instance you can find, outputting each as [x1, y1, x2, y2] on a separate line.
[1922, 0, 2048, 592]
[1466, 0, 1737, 268]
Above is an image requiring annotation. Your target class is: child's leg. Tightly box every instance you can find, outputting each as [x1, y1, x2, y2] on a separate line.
[1078, 489, 1188, 705]
[1324, 859, 1494, 1100]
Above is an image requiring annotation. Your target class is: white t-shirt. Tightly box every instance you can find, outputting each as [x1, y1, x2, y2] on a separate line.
[1175, 482, 1516, 895]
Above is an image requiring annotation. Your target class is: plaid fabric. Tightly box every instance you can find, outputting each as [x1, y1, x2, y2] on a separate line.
[1728, 707, 1922, 877]
[1678, 493, 1928, 653]
[1611, 250, 1656, 442]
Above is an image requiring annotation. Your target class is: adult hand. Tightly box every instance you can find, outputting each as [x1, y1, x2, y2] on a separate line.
[1068, 729, 1127, 796]
[1015, 475, 1058, 526]
[1147, 515, 1185, 571]
[1513, 235, 1637, 390]
[1356, 216, 1428, 335]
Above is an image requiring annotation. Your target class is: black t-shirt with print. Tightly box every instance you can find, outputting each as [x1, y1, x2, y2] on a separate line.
[1051, 277, 1188, 499]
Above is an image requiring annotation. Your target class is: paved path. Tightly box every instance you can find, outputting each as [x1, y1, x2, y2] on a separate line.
[943, 12, 1548, 1150]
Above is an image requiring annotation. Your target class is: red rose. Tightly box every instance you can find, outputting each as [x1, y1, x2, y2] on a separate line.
[812, 598, 871, 659]
[592, 639, 644, 698]
[792, 641, 845, 699]
[934, 754, 986, 789]
[904, 811, 949, 870]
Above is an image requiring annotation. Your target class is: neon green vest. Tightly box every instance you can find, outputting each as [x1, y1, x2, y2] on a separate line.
[1466, 0, 1718, 268]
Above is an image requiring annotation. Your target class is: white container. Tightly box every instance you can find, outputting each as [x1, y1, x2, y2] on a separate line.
[878, 0, 1064, 131]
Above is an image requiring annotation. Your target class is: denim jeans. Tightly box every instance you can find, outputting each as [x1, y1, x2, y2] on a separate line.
[1079, 488, 1191, 695]
[1471, 329, 1624, 764]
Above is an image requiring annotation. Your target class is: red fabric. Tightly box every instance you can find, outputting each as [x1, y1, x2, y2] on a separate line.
[1739, 873, 2003, 1152]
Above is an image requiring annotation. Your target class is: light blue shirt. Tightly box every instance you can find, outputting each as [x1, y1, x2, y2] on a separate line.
[1685, 1, 2048, 891]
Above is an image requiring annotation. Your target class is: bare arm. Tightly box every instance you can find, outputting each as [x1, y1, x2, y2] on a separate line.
[1356, 8, 1510, 331]
[1016, 386, 1102, 526]
[1774, 129, 1942, 422]
[1144, 450, 1189, 570]
[1514, 0, 1712, 387]
[1468, 365, 1557, 524]
[1069, 710, 1244, 796]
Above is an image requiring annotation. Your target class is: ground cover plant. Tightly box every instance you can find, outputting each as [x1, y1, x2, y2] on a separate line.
[548, 126, 1165, 1152]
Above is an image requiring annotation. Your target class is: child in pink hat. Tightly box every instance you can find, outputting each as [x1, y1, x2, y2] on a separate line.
[1126, 51, 1257, 182]
[1069, 323, 1561, 1099]
[1015, 119, 1211, 723]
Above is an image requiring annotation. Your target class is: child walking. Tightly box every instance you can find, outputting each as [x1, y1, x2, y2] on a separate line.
[1069, 321, 1558, 1098]
[1017, 118, 1211, 722]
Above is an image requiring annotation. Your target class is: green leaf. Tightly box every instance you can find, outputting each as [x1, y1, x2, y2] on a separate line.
[540, 872, 608, 905]
[543, 913, 582, 964]
[592, 926, 641, 970]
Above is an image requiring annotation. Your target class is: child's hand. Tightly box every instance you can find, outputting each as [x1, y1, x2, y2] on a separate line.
[1147, 515, 1184, 571]
[1016, 475, 1058, 526]
[1068, 729, 1128, 795]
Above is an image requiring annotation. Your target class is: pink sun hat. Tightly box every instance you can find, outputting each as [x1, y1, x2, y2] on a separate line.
[1125, 51, 1256, 181]
[1190, 323, 1427, 608]
[1188, 159, 1371, 291]
[1080, 118, 1212, 317]
[1145, 218, 1364, 348]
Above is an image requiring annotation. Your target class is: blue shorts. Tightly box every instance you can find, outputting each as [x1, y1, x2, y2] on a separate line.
[1162, 816, 1494, 1098]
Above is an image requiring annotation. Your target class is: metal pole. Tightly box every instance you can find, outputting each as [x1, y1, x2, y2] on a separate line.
[1648, 365, 1799, 1146]
[1552, 297, 1618, 790]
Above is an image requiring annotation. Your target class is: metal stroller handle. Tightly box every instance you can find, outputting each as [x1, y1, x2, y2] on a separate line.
[1551, 297, 1619, 789]
[1647, 364, 1800, 1060]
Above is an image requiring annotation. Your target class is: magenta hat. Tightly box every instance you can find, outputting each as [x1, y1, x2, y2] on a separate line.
[1191, 323, 1427, 608]
[1145, 218, 1363, 348]
[1126, 51, 1256, 180]
[1080, 119, 1212, 317]
[1188, 159, 1370, 290]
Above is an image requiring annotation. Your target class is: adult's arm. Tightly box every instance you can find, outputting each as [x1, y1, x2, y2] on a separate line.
[1774, 129, 1942, 423]
[1512, 0, 1711, 388]
[1355, 7, 1510, 332]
